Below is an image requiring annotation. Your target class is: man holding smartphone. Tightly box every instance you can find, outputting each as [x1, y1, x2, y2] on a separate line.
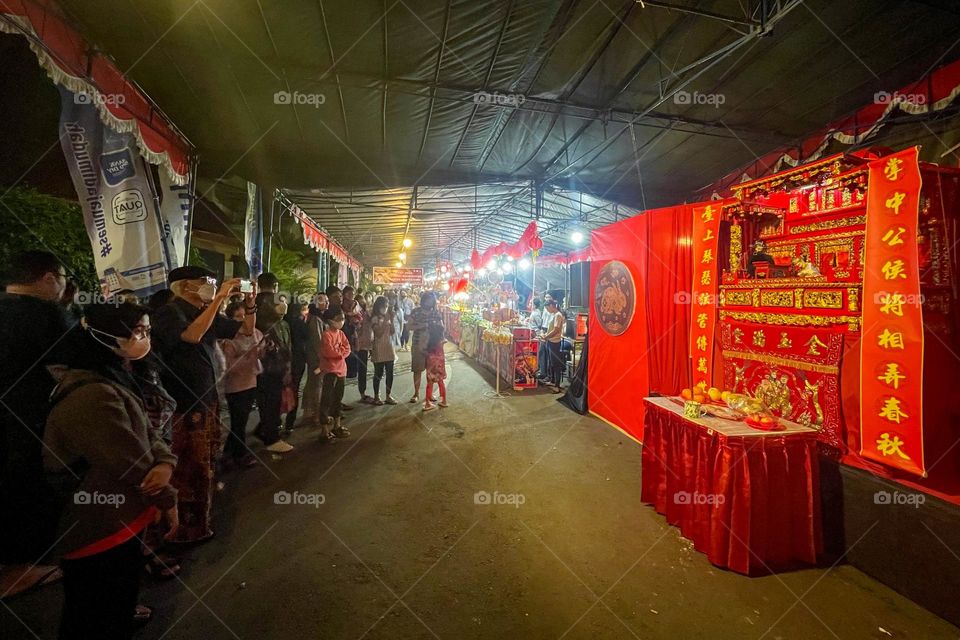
[151, 267, 257, 543]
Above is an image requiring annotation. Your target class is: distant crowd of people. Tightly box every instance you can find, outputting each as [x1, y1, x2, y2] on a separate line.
[0, 250, 447, 639]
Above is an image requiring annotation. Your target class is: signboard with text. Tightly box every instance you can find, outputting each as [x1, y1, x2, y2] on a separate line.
[372, 266, 424, 285]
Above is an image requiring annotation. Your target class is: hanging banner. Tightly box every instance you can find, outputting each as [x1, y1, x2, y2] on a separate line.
[58, 85, 168, 297]
[860, 147, 925, 477]
[689, 201, 723, 389]
[244, 182, 263, 278]
[372, 266, 423, 285]
[156, 169, 192, 269]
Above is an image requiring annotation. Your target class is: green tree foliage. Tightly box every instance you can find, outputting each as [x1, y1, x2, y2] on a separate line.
[269, 246, 316, 300]
[0, 186, 97, 288]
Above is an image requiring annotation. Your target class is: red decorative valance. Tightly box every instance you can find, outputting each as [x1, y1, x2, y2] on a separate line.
[702, 58, 960, 197]
[288, 204, 362, 272]
[0, 0, 192, 184]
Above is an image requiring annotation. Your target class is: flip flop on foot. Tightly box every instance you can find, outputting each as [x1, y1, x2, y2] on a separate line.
[265, 440, 294, 453]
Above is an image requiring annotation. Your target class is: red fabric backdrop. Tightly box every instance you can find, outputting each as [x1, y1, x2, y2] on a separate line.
[643, 206, 693, 396]
[589, 205, 699, 439]
[588, 216, 650, 440]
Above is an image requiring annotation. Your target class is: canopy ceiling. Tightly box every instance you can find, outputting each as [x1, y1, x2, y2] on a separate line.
[283, 182, 627, 266]
[54, 0, 960, 266]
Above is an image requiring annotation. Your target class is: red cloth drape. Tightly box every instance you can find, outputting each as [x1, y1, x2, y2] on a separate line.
[643, 206, 693, 396]
[641, 401, 821, 574]
[588, 216, 650, 440]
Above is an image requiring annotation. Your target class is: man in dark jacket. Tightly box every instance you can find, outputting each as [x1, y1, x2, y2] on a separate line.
[0, 251, 79, 596]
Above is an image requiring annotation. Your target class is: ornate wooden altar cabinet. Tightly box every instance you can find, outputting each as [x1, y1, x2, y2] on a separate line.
[715, 149, 958, 478]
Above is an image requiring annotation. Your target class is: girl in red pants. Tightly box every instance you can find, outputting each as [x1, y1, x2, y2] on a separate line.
[423, 324, 447, 411]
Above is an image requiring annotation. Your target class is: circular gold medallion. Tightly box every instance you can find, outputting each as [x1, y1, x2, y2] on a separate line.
[594, 260, 635, 336]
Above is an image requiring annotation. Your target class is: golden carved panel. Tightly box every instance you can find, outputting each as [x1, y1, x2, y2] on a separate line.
[760, 290, 794, 307]
[724, 290, 753, 306]
[803, 290, 843, 309]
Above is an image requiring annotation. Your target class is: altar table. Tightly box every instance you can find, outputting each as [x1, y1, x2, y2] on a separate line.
[641, 397, 822, 575]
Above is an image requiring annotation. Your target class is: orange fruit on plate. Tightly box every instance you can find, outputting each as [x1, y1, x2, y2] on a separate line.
[680, 388, 693, 400]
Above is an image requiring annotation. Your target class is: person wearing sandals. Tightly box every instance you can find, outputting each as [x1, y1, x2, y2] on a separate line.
[355, 299, 375, 404]
[253, 292, 295, 453]
[151, 268, 256, 545]
[406, 291, 444, 403]
[423, 323, 448, 411]
[369, 296, 398, 405]
[220, 301, 263, 469]
[315, 308, 351, 441]
[44, 300, 179, 639]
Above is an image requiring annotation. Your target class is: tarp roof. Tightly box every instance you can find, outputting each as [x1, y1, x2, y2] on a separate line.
[54, 0, 960, 266]
[282, 182, 628, 266]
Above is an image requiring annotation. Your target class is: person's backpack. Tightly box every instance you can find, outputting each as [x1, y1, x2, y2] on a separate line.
[260, 327, 291, 377]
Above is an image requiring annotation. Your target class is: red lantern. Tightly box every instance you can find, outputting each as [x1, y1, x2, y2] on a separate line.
[528, 236, 543, 256]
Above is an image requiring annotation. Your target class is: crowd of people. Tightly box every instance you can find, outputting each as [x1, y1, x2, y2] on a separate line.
[0, 250, 448, 639]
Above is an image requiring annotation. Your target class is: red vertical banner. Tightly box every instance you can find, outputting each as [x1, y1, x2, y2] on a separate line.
[860, 147, 925, 476]
[689, 202, 723, 389]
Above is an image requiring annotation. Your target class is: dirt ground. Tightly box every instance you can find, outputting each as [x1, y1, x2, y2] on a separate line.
[3, 347, 958, 639]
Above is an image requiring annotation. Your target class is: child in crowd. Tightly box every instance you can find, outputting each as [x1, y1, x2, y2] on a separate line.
[220, 301, 263, 468]
[423, 323, 447, 411]
[316, 308, 351, 441]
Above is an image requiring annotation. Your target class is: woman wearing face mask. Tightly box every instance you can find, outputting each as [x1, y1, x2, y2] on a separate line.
[44, 300, 179, 639]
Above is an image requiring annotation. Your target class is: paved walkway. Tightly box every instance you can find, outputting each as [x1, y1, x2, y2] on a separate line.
[3, 347, 958, 639]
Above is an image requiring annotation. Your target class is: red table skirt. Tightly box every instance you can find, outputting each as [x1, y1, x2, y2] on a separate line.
[641, 403, 822, 575]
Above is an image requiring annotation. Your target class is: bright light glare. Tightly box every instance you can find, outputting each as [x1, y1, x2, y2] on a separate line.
[501, 263, 513, 273]
[478, 268, 487, 276]
[441, 265, 448, 273]
[443, 283, 450, 291]
[463, 265, 471, 272]
[399, 252, 407, 261]
[519, 258, 531, 270]
[395, 261, 402, 268]
[571, 231, 585, 244]
[487, 259, 496, 269]
[402, 238, 412, 248]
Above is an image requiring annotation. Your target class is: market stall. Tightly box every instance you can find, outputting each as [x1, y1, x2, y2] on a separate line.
[446, 304, 539, 391]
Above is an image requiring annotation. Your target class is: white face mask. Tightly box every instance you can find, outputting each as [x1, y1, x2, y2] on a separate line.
[275, 302, 288, 316]
[196, 283, 216, 303]
[88, 327, 151, 360]
[118, 335, 152, 360]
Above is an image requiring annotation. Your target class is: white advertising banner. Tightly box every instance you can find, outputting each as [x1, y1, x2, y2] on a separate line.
[58, 85, 168, 297]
